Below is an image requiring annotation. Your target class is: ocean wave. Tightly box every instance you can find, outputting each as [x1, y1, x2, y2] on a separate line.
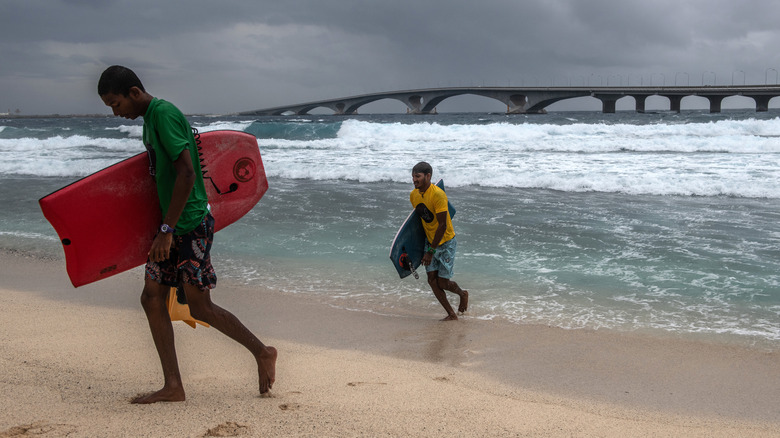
[0, 136, 140, 177]
[106, 124, 143, 138]
[4, 116, 780, 197]
[333, 118, 780, 153]
[193, 120, 254, 133]
[246, 120, 341, 141]
[254, 117, 780, 198]
[105, 120, 254, 138]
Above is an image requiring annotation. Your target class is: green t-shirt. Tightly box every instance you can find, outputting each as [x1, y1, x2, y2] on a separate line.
[142, 98, 208, 234]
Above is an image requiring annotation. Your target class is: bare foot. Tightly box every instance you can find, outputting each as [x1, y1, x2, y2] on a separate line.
[458, 290, 469, 313]
[257, 346, 277, 394]
[440, 314, 458, 321]
[131, 386, 185, 404]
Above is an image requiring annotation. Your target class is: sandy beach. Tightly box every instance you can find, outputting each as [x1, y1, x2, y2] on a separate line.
[1, 251, 778, 437]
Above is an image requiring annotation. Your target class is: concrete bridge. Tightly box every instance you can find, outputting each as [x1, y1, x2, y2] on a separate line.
[240, 85, 780, 115]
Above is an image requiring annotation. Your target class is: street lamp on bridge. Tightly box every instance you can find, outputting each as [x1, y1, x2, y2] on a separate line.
[766, 68, 778, 85]
[675, 72, 689, 86]
[701, 71, 716, 86]
[651, 73, 666, 86]
[732, 70, 745, 86]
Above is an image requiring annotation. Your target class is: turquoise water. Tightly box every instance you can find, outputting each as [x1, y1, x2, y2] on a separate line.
[2, 111, 779, 347]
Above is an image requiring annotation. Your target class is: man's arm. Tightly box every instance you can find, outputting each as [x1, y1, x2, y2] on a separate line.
[430, 211, 448, 249]
[148, 150, 196, 262]
[421, 211, 448, 266]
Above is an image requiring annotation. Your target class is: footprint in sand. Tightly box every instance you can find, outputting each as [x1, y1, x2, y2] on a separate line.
[203, 421, 249, 437]
[347, 381, 387, 387]
[278, 403, 302, 411]
[0, 422, 77, 437]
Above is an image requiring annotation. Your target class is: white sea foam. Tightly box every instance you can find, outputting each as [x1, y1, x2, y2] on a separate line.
[106, 124, 143, 138]
[0, 135, 140, 177]
[4, 117, 780, 197]
[194, 120, 254, 133]
[105, 120, 254, 138]
[257, 118, 780, 198]
[0, 231, 58, 241]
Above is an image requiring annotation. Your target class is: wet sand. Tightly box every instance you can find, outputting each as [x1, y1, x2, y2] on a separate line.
[1, 252, 778, 437]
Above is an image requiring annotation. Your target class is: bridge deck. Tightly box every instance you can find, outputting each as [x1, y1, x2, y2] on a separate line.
[240, 85, 780, 116]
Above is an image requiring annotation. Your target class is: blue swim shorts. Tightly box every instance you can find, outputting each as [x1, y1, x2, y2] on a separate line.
[425, 237, 457, 279]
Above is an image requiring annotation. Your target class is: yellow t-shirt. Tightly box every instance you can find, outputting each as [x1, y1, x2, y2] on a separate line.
[409, 184, 455, 245]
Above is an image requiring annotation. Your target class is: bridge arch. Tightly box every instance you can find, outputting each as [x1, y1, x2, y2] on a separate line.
[722, 95, 758, 110]
[681, 95, 709, 111]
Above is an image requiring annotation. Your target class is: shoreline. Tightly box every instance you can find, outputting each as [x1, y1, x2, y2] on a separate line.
[1, 251, 779, 436]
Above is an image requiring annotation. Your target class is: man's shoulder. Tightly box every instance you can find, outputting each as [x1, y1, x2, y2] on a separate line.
[147, 99, 189, 134]
[429, 183, 447, 198]
[147, 98, 183, 119]
[409, 189, 420, 205]
[154, 99, 185, 117]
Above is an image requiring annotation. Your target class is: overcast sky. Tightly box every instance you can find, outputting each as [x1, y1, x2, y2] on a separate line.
[2, 0, 779, 115]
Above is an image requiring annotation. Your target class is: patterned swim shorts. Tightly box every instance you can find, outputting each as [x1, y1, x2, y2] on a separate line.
[145, 213, 218, 291]
[425, 236, 457, 279]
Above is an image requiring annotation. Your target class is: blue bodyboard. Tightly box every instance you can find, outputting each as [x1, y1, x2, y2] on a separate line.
[389, 180, 456, 279]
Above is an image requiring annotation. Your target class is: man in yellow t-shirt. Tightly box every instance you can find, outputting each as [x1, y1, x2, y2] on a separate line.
[410, 162, 469, 321]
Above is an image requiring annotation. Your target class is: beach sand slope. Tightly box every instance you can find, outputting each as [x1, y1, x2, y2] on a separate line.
[1, 253, 777, 437]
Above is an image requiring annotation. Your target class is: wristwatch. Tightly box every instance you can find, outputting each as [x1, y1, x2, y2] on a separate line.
[160, 224, 176, 234]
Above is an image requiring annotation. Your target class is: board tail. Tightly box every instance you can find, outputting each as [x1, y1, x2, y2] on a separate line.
[398, 253, 419, 279]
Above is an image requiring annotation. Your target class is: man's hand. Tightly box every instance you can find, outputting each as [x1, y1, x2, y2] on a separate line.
[421, 252, 432, 266]
[149, 232, 174, 262]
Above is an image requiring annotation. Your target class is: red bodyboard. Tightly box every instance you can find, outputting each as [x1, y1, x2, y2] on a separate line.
[39, 130, 268, 287]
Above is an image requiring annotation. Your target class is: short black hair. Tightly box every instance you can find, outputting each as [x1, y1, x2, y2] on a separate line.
[412, 161, 432, 175]
[97, 65, 145, 97]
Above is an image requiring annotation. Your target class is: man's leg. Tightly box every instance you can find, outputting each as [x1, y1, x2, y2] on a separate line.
[427, 238, 468, 317]
[437, 277, 469, 314]
[183, 284, 277, 394]
[427, 271, 458, 321]
[132, 278, 186, 404]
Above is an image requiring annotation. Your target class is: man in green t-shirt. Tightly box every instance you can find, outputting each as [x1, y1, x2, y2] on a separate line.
[142, 96, 209, 235]
[98, 66, 276, 403]
[410, 161, 469, 321]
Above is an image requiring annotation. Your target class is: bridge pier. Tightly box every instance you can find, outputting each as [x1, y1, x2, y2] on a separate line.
[749, 95, 772, 112]
[633, 95, 646, 113]
[593, 94, 623, 113]
[706, 95, 727, 113]
[665, 95, 683, 113]
[406, 95, 423, 114]
[472, 91, 528, 113]
[603, 99, 616, 113]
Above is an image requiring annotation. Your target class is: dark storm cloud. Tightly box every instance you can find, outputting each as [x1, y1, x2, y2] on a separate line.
[1, 0, 778, 114]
